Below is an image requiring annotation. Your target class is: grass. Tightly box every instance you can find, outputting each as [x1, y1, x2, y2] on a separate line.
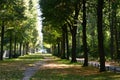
[1, 53, 120, 80]
[31, 56, 120, 80]
[0, 53, 44, 80]
[31, 69, 120, 80]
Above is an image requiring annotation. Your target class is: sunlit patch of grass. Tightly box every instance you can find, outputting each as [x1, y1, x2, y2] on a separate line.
[56, 59, 82, 65]
[0, 53, 44, 80]
[18, 53, 44, 60]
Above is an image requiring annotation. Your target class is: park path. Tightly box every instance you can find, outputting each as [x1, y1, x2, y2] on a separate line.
[22, 55, 55, 80]
[22, 60, 44, 80]
[22, 56, 52, 80]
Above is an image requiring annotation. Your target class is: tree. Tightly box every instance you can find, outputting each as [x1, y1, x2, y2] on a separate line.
[40, 0, 73, 58]
[97, 0, 106, 72]
[0, 0, 39, 59]
[0, 21, 5, 60]
[66, 0, 81, 62]
[70, 0, 81, 62]
[82, 0, 88, 66]
[0, 0, 26, 60]
[65, 24, 70, 60]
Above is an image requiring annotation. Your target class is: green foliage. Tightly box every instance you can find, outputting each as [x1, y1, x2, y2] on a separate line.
[0, 0, 26, 21]
[40, 0, 77, 46]
[0, 0, 40, 60]
[42, 25, 61, 44]
[40, 0, 74, 24]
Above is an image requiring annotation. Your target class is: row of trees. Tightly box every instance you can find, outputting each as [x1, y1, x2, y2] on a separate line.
[0, 0, 40, 60]
[40, 0, 120, 72]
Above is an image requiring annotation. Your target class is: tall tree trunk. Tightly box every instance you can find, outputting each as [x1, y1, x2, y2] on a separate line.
[23, 44, 25, 56]
[118, 31, 120, 56]
[65, 26, 70, 60]
[71, 0, 80, 62]
[56, 37, 61, 57]
[71, 28, 77, 62]
[61, 26, 66, 59]
[114, 18, 119, 59]
[113, 2, 119, 59]
[19, 42, 22, 56]
[52, 44, 56, 55]
[109, 0, 114, 59]
[83, 0, 88, 66]
[57, 41, 60, 57]
[115, 26, 119, 59]
[14, 35, 17, 57]
[0, 21, 4, 60]
[97, 0, 106, 72]
[9, 30, 12, 59]
[111, 1, 119, 59]
[26, 42, 29, 55]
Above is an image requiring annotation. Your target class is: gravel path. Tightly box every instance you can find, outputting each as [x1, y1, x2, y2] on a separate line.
[22, 60, 45, 80]
[22, 56, 53, 80]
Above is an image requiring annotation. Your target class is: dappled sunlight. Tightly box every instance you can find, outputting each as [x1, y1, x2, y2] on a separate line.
[39, 61, 99, 76]
[31, 54, 120, 80]
[42, 66, 99, 76]
[28, 63, 36, 67]
[111, 75, 120, 78]
[41, 63, 78, 69]
[33, 64, 120, 80]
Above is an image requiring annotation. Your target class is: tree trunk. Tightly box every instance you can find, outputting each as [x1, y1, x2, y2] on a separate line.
[71, 28, 77, 62]
[57, 41, 60, 57]
[71, 0, 80, 62]
[97, 0, 106, 72]
[113, 2, 119, 59]
[111, 1, 119, 60]
[0, 21, 4, 60]
[65, 26, 70, 60]
[19, 42, 22, 56]
[114, 19, 119, 59]
[83, 0, 88, 66]
[14, 34, 17, 57]
[61, 26, 66, 59]
[23, 44, 25, 56]
[109, 0, 114, 59]
[26, 42, 29, 55]
[9, 30, 12, 59]
[52, 44, 56, 55]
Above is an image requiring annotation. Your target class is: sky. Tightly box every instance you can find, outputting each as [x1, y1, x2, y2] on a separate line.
[36, 0, 43, 48]
[37, 8, 43, 47]
[24, 0, 43, 48]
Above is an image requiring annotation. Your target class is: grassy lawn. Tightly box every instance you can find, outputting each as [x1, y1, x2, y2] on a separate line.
[31, 57, 120, 80]
[0, 53, 44, 80]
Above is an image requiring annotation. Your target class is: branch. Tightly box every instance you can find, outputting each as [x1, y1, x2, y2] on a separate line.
[66, 19, 73, 33]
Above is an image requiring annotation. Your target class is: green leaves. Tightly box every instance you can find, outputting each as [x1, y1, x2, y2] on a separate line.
[0, 0, 25, 21]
